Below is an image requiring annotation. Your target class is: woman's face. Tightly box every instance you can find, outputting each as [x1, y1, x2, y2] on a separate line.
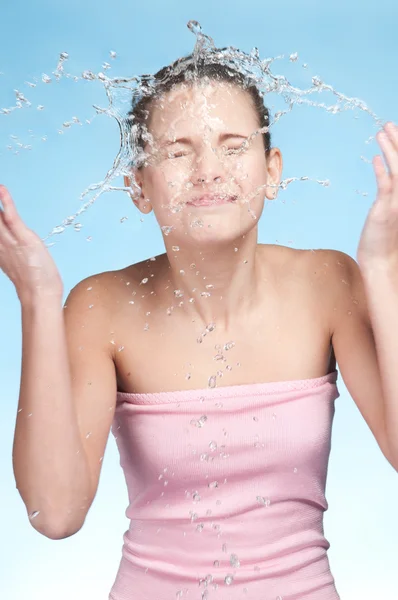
[126, 81, 282, 246]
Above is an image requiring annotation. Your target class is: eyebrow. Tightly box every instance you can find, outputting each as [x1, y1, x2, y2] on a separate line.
[160, 133, 248, 146]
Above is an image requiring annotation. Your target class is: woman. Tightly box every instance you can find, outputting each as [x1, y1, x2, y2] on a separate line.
[4, 52, 397, 599]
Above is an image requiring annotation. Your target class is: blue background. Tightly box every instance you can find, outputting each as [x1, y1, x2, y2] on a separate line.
[1, 0, 398, 597]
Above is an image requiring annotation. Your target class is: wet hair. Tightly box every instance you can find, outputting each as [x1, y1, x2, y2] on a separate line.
[127, 51, 271, 168]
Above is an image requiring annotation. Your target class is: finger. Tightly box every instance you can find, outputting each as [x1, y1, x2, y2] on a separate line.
[384, 122, 398, 152]
[0, 185, 18, 216]
[373, 155, 391, 197]
[0, 210, 18, 246]
[377, 131, 398, 177]
[0, 185, 28, 239]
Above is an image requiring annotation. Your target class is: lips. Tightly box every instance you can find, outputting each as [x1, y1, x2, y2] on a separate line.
[187, 194, 237, 207]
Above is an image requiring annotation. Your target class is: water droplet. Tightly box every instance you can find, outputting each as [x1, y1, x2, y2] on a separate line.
[257, 496, 271, 506]
[289, 52, 298, 62]
[51, 226, 65, 235]
[161, 225, 174, 235]
[224, 574, 234, 585]
[172, 245, 180, 251]
[224, 341, 235, 351]
[82, 70, 96, 80]
[187, 20, 202, 35]
[312, 75, 323, 87]
[230, 554, 240, 568]
[250, 47, 260, 59]
[208, 481, 218, 489]
[208, 375, 217, 388]
[29, 511, 40, 520]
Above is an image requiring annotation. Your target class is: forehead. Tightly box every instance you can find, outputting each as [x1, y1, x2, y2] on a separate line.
[148, 81, 258, 140]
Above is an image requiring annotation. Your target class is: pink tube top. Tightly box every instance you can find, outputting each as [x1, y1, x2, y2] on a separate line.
[109, 370, 341, 600]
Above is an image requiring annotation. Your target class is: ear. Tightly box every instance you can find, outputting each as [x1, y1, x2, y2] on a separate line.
[264, 182, 279, 201]
[123, 172, 152, 214]
[264, 148, 283, 201]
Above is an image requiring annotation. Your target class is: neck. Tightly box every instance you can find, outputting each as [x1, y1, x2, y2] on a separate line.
[158, 230, 267, 331]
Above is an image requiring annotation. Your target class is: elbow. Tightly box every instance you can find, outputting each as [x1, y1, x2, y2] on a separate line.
[30, 517, 84, 540]
[44, 526, 82, 540]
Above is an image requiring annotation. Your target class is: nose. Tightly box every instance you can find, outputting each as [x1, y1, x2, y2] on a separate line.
[192, 146, 226, 185]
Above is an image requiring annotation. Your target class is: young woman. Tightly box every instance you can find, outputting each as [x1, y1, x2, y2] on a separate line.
[4, 53, 398, 599]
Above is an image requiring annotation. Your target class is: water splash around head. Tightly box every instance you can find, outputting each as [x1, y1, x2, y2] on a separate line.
[0, 19, 384, 244]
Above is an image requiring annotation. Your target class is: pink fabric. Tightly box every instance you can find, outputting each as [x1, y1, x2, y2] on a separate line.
[109, 370, 341, 600]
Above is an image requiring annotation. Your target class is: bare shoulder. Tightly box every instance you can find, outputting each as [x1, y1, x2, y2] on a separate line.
[66, 269, 124, 310]
[69, 260, 150, 299]
[300, 247, 354, 280]
[304, 247, 357, 287]
[302, 247, 359, 327]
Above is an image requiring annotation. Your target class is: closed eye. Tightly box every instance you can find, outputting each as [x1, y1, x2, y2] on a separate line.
[167, 151, 188, 159]
[167, 143, 247, 159]
[223, 144, 246, 155]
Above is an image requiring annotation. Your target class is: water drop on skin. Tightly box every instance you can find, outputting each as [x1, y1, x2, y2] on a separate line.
[208, 375, 217, 388]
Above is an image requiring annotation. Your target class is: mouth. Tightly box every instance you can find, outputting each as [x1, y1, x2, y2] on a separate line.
[187, 194, 237, 207]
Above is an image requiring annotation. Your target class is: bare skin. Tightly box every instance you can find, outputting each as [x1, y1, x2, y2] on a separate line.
[100, 244, 336, 395]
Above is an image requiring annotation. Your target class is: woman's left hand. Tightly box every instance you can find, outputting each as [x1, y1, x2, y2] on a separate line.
[357, 122, 398, 271]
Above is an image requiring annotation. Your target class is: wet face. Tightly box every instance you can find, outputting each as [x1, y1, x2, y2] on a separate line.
[125, 81, 282, 246]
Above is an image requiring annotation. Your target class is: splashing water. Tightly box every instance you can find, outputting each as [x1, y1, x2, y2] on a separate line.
[0, 19, 385, 246]
[1, 26, 387, 596]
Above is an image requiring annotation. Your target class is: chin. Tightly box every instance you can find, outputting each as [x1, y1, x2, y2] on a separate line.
[183, 220, 258, 246]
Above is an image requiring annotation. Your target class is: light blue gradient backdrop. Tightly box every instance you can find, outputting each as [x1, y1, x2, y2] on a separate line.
[1, 1, 398, 598]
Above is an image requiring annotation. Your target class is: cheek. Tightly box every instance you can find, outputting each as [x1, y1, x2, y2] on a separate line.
[147, 167, 188, 211]
[236, 154, 267, 186]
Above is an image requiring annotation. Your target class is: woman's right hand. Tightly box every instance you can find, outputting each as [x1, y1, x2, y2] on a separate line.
[0, 185, 64, 304]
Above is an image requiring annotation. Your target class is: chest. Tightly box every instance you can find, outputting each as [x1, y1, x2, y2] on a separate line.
[112, 258, 335, 394]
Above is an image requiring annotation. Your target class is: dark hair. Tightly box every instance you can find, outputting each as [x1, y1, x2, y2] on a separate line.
[127, 51, 271, 168]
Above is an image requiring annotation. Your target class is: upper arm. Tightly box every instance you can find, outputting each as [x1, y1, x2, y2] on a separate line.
[63, 274, 117, 505]
[329, 250, 392, 464]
